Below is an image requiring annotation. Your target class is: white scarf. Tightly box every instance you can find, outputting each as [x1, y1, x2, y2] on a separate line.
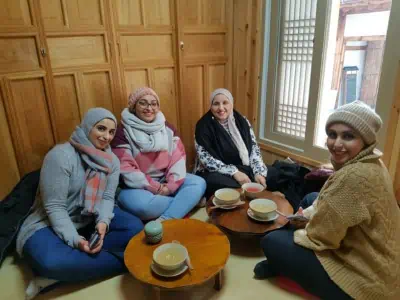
[227, 113, 250, 166]
[121, 108, 168, 153]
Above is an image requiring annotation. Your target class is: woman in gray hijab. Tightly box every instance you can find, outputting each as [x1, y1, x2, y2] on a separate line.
[17, 108, 143, 290]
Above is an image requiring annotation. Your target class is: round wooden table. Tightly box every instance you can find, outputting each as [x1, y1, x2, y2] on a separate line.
[206, 190, 294, 236]
[124, 219, 230, 299]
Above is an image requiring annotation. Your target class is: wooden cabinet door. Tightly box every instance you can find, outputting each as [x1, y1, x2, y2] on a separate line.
[177, 0, 233, 168]
[0, 0, 56, 199]
[112, 0, 180, 127]
[39, 0, 119, 142]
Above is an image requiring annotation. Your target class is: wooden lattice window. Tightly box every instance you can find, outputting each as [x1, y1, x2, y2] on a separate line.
[274, 0, 317, 139]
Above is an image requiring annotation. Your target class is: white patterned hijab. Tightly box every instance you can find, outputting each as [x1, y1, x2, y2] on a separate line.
[210, 88, 249, 166]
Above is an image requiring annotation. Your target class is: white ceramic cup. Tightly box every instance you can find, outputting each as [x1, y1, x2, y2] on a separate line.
[214, 188, 241, 205]
[152, 242, 188, 271]
[249, 198, 277, 219]
[242, 183, 265, 199]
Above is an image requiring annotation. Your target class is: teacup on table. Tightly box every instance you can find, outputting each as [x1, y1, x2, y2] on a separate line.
[242, 183, 265, 199]
[249, 198, 277, 220]
[214, 188, 241, 206]
[153, 242, 188, 272]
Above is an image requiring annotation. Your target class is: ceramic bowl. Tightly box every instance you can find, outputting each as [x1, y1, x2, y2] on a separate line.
[242, 183, 265, 199]
[214, 188, 241, 205]
[249, 198, 277, 219]
[153, 243, 188, 271]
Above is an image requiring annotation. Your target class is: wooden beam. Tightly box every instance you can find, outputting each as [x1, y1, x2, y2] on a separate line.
[345, 45, 368, 51]
[344, 35, 386, 41]
[331, 13, 346, 90]
[382, 62, 400, 169]
[341, 2, 391, 15]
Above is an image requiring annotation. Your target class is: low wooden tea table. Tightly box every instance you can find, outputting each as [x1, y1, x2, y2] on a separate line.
[206, 190, 294, 236]
[124, 219, 230, 299]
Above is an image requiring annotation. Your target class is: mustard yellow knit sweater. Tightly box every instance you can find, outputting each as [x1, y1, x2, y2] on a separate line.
[294, 145, 400, 300]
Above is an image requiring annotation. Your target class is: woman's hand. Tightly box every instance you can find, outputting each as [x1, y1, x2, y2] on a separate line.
[78, 237, 103, 254]
[289, 207, 309, 229]
[77, 222, 107, 254]
[233, 171, 251, 185]
[158, 184, 171, 196]
[96, 222, 107, 241]
[255, 174, 267, 188]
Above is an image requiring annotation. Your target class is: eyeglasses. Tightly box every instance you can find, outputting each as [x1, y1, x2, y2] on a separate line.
[137, 100, 159, 109]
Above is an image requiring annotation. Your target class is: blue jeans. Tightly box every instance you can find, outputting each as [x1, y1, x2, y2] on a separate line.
[23, 207, 143, 282]
[260, 229, 352, 299]
[258, 192, 352, 299]
[299, 192, 318, 210]
[118, 174, 206, 220]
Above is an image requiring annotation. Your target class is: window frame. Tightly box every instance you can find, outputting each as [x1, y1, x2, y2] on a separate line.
[258, 0, 398, 163]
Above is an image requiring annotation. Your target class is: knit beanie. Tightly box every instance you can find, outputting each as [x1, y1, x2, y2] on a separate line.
[128, 87, 160, 110]
[325, 100, 382, 145]
[210, 88, 234, 105]
[81, 107, 117, 136]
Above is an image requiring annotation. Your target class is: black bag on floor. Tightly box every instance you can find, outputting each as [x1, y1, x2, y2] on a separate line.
[266, 161, 310, 211]
[0, 169, 40, 267]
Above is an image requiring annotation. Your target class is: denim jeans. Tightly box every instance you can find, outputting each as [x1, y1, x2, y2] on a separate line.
[118, 173, 206, 220]
[260, 229, 352, 299]
[259, 192, 352, 299]
[23, 207, 143, 282]
[298, 192, 319, 210]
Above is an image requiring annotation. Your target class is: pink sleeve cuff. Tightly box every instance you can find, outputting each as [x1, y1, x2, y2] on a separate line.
[145, 180, 161, 194]
[166, 178, 185, 194]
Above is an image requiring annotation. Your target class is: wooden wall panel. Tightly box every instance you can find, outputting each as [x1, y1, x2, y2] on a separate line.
[208, 64, 225, 96]
[181, 65, 204, 166]
[80, 71, 114, 117]
[42, 0, 120, 136]
[0, 0, 32, 27]
[113, 0, 178, 124]
[145, 0, 171, 26]
[178, 0, 232, 167]
[40, 0, 65, 29]
[120, 35, 174, 64]
[182, 0, 201, 25]
[154, 67, 178, 127]
[65, 0, 103, 27]
[205, 0, 226, 25]
[182, 0, 226, 26]
[0, 87, 20, 200]
[4, 76, 55, 175]
[0, 37, 40, 72]
[116, 0, 142, 26]
[40, 0, 104, 30]
[53, 74, 81, 142]
[232, 0, 252, 120]
[184, 34, 226, 60]
[0, 0, 58, 198]
[116, 0, 171, 27]
[123, 69, 150, 97]
[47, 35, 108, 68]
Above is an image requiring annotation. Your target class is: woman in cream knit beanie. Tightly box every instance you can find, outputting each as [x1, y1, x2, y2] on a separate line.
[255, 100, 400, 300]
[325, 100, 382, 145]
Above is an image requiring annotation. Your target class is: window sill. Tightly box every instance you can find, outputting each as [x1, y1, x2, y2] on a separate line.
[258, 142, 323, 168]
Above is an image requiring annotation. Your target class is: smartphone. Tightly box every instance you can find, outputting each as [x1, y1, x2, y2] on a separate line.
[89, 231, 101, 249]
[286, 215, 309, 222]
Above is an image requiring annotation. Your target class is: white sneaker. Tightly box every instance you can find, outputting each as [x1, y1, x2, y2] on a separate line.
[25, 277, 58, 300]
